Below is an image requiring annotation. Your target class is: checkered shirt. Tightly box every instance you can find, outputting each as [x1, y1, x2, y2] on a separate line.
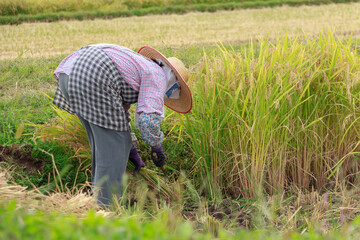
[53, 46, 139, 131]
[53, 44, 167, 116]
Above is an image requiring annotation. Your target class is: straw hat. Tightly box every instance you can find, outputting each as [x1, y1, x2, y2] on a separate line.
[138, 46, 192, 114]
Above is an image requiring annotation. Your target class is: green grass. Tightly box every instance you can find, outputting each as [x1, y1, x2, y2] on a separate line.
[0, 0, 358, 25]
[0, 94, 54, 144]
[2, 200, 360, 239]
[1, 0, 353, 16]
[0, 56, 61, 91]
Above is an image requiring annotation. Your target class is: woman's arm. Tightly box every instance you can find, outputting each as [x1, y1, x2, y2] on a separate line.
[136, 112, 164, 148]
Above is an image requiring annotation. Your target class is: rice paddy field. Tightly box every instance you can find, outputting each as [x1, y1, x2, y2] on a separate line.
[1, 1, 360, 239]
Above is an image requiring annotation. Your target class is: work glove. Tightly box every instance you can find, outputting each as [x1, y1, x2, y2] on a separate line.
[151, 145, 166, 167]
[129, 147, 145, 174]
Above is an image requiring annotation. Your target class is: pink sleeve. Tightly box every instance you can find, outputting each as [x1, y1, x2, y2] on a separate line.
[53, 51, 80, 81]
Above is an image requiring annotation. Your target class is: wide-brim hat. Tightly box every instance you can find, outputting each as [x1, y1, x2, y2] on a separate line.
[138, 46, 192, 114]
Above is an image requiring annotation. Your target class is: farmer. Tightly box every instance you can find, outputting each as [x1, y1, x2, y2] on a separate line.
[52, 44, 192, 207]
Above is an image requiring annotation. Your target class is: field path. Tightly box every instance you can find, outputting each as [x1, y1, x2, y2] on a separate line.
[0, 2, 359, 59]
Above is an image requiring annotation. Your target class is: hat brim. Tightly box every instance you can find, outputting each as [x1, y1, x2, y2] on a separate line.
[138, 46, 192, 114]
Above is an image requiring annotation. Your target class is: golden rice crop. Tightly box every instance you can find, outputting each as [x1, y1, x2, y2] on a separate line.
[182, 32, 360, 200]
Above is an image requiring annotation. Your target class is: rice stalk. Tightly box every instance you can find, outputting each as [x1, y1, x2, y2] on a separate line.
[182, 32, 360, 200]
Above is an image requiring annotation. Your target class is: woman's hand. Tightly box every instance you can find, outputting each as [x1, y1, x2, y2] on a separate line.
[151, 145, 166, 167]
[128, 147, 145, 175]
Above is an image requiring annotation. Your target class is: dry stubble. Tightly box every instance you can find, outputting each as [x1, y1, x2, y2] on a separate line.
[0, 2, 359, 59]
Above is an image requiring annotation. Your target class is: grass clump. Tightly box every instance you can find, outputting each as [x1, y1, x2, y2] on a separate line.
[182, 32, 360, 200]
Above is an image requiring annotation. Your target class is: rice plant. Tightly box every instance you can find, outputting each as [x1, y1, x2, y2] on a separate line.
[182, 32, 360, 200]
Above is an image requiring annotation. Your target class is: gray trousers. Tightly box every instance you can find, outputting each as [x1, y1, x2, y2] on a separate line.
[59, 73, 132, 207]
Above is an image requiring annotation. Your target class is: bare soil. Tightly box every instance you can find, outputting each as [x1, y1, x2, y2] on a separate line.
[0, 144, 46, 173]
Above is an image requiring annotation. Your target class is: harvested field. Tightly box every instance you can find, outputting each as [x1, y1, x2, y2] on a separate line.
[0, 3, 359, 59]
